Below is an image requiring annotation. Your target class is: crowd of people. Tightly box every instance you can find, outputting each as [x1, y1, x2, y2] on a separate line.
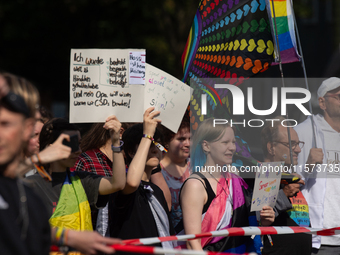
[0, 71, 339, 255]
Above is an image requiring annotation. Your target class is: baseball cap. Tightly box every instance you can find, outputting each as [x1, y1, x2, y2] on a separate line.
[317, 77, 340, 98]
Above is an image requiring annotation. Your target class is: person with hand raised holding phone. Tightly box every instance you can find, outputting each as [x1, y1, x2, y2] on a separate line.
[25, 117, 126, 234]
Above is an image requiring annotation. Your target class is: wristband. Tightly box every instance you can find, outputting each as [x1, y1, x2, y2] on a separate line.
[111, 140, 124, 152]
[142, 134, 154, 141]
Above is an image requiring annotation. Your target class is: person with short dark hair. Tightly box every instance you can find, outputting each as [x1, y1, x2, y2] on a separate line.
[109, 107, 175, 255]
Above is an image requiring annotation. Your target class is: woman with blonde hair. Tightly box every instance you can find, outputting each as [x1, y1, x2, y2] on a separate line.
[179, 118, 275, 253]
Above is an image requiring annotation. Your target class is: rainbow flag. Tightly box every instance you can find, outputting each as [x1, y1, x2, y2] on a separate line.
[265, 0, 301, 64]
[181, 10, 202, 84]
[49, 171, 93, 231]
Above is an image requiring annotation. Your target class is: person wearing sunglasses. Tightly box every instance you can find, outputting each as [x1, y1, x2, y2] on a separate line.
[295, 77, 340, 254]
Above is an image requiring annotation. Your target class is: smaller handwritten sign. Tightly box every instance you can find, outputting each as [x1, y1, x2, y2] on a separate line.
[129, 51, 145, 84]
[144, 64, 193, 133]
[250, 162, 283, 212]
[287, 191, 310, 227]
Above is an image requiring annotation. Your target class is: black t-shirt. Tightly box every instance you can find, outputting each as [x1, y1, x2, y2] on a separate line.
[262, 211, 312, 255]
[0, 176, 51, 255]
[109, 181, 174, 254]
[25, 171, 107, 216]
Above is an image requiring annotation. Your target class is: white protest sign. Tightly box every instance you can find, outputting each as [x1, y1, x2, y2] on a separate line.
[144, 64, 193, 133]
[250, 162, 283, 212]
[70, 49, 145, 123]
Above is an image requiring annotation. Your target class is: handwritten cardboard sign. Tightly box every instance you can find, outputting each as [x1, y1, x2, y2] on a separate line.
[70, 49, 145, 123]
[250, 162, 283, 212]
[70, 49, 191, 133]
[144, 64, 192, 133]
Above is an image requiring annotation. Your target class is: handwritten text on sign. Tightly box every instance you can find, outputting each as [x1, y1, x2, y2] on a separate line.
[251, 162, 283, 212]
[129, 51, 146, 84]
[70, 49, 145, 123]
[144, 64, 192, 133]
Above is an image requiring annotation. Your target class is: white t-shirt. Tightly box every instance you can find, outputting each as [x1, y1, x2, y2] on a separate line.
[320, 119, 340, 245]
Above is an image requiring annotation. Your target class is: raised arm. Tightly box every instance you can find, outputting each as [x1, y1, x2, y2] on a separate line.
[98, 115, 126, 195]
[26, 133, 72, 167]
[122, 107, 161, 195]
[180, 178, 207, 250]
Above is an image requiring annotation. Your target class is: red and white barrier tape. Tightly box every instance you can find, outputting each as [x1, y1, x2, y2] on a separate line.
[112, 244, 257, 255]
[123, 226, 340, 245]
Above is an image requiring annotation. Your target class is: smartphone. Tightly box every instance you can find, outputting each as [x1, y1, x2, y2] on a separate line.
[62, 134, 79, 152]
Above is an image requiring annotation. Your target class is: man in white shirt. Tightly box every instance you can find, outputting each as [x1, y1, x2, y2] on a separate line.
[294, 77, 340, 254]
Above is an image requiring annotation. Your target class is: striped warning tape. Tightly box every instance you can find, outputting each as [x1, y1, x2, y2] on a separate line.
[111, 244, 257, 255]
[122, 226, 340, 246]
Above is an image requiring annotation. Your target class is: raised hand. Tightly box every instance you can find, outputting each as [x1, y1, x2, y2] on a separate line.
[143, 107, 161, 138]
[38, 133, 72, 164]
[104, 115, 122, 146]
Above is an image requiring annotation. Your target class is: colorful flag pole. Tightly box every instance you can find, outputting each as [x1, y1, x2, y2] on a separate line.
[289, 0, 318, 148]
[267, 0, 294, 166]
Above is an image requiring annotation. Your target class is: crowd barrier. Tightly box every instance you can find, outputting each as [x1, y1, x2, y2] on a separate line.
[51, 226, 340, 255]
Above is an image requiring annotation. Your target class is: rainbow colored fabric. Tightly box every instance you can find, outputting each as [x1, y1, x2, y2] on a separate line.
[49, 171, 93, 231]
[265, 0, 300, 63]
[183, 0, 274, 167]
[182, 0, 274, 85]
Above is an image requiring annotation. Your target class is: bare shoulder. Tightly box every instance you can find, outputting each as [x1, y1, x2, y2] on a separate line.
[181, 175, 207, 202]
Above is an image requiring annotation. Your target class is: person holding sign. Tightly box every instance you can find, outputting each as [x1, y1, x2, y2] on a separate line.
[109, 107, 174, 255]
[260, 116, 317, 255]
[71, 122, 134, 236]
[179, 118, 274, 253]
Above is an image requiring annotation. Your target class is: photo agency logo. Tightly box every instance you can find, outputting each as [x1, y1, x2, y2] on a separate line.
[191, 78, 312, 128]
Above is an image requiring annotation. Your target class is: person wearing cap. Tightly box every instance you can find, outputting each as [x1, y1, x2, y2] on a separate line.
[294, 77, 340, 254]
[0, 82, 51, 254]
[0, 74, 122, 255]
